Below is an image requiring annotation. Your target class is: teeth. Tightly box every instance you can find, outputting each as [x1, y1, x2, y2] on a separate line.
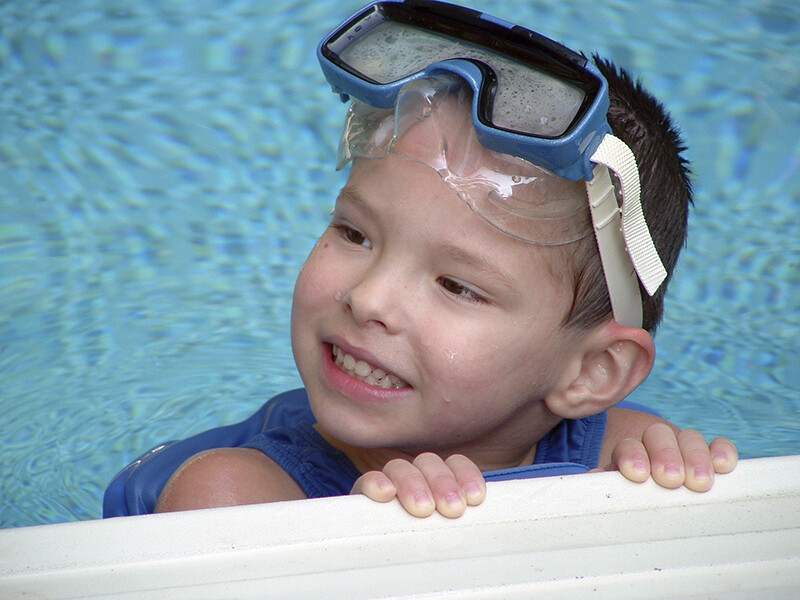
[332, 345, 408, 390]
[354, 360, 372, 377]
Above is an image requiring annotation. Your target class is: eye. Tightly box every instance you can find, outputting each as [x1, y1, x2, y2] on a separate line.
[344, 226, 372, 248]
[333, 224, 372, 249]
[437, 276, 487, 304]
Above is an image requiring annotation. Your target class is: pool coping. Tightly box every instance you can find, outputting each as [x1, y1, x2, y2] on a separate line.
[1, 455, 799, 599]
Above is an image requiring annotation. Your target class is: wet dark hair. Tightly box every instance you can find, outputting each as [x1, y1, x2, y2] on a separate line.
[563, 56, 693, 333]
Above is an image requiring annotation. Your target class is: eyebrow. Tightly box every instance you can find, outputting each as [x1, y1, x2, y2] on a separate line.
[436, 242, 520, 293]
[335, 186, 376, 218]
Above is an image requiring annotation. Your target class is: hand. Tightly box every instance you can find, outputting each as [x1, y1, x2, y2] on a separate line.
[608, 423, 738, 491]
[351, 453, 487, 518]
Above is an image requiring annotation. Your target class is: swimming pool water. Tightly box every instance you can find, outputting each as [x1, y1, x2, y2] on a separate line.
[1, 0, 798, 528]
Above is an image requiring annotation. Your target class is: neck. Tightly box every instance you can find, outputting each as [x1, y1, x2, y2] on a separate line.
[314, 411, 560, 475]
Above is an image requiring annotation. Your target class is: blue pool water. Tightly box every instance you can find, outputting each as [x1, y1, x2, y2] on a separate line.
[1, 0, 798, 528]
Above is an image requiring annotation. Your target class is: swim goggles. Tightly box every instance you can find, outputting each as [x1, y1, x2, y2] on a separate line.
[318, 0, 667, 328]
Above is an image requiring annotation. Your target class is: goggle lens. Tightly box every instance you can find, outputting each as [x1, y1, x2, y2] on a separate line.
[336, 20, 586, 138]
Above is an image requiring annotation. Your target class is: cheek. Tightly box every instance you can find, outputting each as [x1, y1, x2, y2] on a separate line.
[295, 241, 338, 296]
[291, 243, 337, 323]
[424, 329, 517, 390]
[426, 323, 560, 395]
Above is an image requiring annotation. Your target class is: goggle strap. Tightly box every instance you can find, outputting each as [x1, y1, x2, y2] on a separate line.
[591, 134, 668, 297]
[586, 164, 643, 328]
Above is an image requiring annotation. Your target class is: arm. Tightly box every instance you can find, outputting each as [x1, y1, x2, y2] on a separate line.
[600, 407, 738, 491]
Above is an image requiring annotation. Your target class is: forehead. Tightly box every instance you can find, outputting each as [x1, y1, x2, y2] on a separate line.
[344, 154, 573, 293]
[391, 91, 533, 177]
[376, 89, 591, 244]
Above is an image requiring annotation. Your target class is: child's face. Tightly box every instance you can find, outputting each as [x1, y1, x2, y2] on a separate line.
[290, 150, 587, 460]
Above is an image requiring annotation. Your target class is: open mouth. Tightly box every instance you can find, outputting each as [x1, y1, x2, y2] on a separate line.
[332, 344, 409, 390]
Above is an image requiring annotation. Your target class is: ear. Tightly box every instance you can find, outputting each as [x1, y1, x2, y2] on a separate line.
[545, 321, 655, 420]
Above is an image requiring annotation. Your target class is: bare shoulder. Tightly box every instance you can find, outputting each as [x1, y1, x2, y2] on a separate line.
[598, 407, 679, 470]
[156, 447, 307, 512]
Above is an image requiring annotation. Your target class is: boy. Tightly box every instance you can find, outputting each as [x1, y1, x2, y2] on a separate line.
[153, 1, 737, 518]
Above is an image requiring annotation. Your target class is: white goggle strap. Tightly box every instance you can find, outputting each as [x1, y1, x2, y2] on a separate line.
[586, 134, 667, 328]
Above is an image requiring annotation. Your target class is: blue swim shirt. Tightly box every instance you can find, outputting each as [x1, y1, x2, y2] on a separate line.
[242, 388, 608, 496]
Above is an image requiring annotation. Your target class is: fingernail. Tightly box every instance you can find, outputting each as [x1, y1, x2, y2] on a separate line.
[664, 464, 681, 477]
[414, 492, 433, 508]
[465, 483, 483, 501]
[694, 467, 711, 480]
[632, 460, 648, 473]
[446, 492, 464, 509]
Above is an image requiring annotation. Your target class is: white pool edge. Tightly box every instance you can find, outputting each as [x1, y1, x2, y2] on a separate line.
[1, 455, 799, 599]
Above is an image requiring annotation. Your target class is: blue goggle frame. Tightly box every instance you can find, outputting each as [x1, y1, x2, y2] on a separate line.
[317, 0, 612, 181]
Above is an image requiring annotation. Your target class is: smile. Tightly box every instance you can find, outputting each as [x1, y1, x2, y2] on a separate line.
[332, 345, 408, 390]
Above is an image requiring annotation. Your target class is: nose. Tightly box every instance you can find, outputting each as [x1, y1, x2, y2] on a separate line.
[342, 262, 409, 332]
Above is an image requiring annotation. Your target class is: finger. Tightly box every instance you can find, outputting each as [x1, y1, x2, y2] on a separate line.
[445, 454, 487, 506]
[642, 423, 685, 489]
[709, 436, 739, 474]
[383, 458, 436, 517]
[413, 453, 467, 518]
[609, 437, 651, 483]
[677, 429, 714, 492]
[350, 471, 397, 503]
